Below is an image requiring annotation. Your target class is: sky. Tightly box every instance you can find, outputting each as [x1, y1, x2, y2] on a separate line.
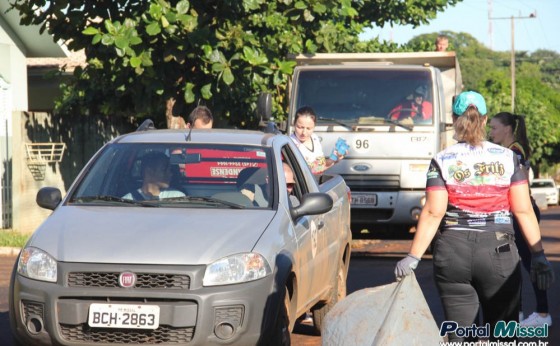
[360, 0, 560, 54]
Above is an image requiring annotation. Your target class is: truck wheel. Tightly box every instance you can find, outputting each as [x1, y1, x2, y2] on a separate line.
[270, 287, 291, 346]
[311, 258, 347, 335]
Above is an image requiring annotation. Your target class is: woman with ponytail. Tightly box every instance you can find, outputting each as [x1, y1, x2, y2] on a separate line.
[394, 91, 554, 343]
[490, 112, 551, 327]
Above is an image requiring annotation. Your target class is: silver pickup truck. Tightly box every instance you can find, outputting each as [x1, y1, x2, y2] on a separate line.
[9, 124, 352, 345]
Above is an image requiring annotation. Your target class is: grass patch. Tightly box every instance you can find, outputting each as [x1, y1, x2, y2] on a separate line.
[0, 230, 30, 248]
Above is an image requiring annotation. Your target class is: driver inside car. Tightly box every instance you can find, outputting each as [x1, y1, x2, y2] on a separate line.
[389, 85, 433, 123]
[123, 151, 185, 200]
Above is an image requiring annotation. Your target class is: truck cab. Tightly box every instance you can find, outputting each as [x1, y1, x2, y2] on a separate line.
[283, 52, 462, 234]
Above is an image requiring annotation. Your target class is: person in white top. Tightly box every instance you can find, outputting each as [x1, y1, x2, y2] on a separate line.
[290, 106, 344, 174]
[123, 151, 185, 200]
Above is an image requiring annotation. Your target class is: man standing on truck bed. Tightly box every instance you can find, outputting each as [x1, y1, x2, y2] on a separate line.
[389, 85, 433, 123]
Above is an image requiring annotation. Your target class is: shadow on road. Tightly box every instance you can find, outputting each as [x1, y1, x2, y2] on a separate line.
[540, 210, 560, 221]
[0, 311, 15, 346]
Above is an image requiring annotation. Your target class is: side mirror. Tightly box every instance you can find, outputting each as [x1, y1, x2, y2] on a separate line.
[290, 192, 333, 220]
[36, 187, 62, 210]
[257, 93, 272, 121]
[257, 93, 281, 134]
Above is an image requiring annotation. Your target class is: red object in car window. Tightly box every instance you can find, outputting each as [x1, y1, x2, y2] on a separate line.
[184, 148, 267, 183]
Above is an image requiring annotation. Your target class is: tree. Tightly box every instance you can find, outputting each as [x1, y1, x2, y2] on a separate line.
[9, 0, 460, 128]
[408, 31, 503, 90]
[409, 31, 560, 173]
[472, 50, 560, 175]
[530, 49, 560, 91]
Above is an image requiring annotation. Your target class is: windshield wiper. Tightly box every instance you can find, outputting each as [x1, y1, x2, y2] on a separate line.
[162, 195, 247, 209]
[355, 116, 413, 131]
[317, 117, 354, 131]
[384, 118, 413, 131]
[72, 195, 158, 207]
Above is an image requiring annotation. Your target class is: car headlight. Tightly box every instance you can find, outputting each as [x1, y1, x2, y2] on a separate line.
[17, 247, 57, 282]
[203, 253, 271, 286]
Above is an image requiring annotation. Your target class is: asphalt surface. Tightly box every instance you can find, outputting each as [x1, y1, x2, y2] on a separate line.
[2, 207, 560, 345]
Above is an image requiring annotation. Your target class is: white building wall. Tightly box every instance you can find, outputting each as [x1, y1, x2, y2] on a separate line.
[0, 43, 28, 112]
[12, 111, 64, 234]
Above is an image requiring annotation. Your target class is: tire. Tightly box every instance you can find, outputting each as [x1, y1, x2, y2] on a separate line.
[269, 287, 291, 346]
[311, 257, 347, 335]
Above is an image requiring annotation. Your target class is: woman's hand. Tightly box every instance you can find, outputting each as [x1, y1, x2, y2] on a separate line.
[332, 150, 345, 161]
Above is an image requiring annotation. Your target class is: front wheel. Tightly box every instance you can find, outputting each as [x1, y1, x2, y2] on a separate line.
[311, 257, 347, 335]
[269, 286, 291, 346]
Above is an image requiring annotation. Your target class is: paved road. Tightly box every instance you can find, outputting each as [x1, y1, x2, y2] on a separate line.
[295, 206, 560, 345]
[2, 207, 560, 345]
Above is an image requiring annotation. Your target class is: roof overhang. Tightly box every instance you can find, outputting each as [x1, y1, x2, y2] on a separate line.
[0, 2, 67, 58]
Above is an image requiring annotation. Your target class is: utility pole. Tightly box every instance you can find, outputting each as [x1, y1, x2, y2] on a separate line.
[488, 0, 493, 50]
[489, 12, 536, 112]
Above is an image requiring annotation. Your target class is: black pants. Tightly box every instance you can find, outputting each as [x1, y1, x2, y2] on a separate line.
[514, 200, 549, 313]
[433, 230, 521, 342]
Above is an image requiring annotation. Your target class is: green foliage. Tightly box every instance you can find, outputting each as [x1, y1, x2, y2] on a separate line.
[0, 230, 29, 248]
[471, 48, 560, 173]
[530, 49, 560, 90]
[9, 0, 459, 127]
[408, 31, 560, 172]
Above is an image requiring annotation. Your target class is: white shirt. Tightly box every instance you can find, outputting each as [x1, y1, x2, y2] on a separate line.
[123, 189, 185, 200]
[290, 133, 327, 174]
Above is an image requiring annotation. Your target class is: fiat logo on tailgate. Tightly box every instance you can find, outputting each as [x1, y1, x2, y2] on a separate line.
[119, 272, 137, 288]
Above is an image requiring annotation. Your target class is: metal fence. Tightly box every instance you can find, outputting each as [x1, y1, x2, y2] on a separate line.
[0, 80, 12, 229]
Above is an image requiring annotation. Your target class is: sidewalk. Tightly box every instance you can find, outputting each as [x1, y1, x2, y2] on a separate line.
[0, 247, 20, 256]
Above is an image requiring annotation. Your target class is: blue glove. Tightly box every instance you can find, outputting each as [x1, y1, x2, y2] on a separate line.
[530, 250, 555, 290]
[329, 138, 349, 161]
[395, 254, 421, 280]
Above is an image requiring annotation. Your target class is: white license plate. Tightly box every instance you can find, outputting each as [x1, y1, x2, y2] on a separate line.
[351, 194, 377, 206]
[88, 303, 160, 329]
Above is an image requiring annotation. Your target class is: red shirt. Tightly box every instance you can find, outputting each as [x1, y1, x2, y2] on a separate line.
[390, 101, 433, 121]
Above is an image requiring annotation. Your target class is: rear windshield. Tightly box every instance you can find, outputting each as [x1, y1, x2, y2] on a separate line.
[69, 143, 273, 209]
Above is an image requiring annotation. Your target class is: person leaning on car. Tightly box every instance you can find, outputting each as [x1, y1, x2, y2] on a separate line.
[123, 152, 185, 200]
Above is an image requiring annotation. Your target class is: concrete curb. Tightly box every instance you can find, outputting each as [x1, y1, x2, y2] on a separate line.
[0, 247, 21, 256]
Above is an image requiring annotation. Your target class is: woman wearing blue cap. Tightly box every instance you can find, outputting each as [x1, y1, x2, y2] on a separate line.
[394, 91, 554, 343]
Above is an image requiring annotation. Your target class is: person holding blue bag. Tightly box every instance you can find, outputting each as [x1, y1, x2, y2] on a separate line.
[290, 106, 348, 174]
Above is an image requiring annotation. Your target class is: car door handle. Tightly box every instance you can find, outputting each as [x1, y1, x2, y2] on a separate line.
[317, 221, 325, 230]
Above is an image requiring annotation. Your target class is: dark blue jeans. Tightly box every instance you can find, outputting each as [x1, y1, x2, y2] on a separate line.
[433, 230, 521, 342]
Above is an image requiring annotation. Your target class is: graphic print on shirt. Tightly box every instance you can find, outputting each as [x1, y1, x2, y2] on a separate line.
[290, 133, 327, 174]
[426, 142, 526, 233]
